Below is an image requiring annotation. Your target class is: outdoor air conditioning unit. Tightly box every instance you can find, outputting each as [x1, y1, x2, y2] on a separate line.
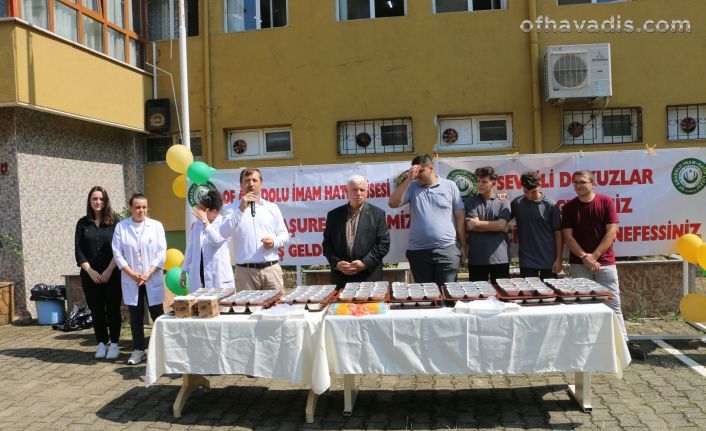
[544, 43, 612, 102]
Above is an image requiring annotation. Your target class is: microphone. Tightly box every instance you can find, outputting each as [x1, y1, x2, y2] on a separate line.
[250, 201, 256, 217]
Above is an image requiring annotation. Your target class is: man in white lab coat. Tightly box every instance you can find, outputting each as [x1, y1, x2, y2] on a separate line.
[181, 190, 235, 291]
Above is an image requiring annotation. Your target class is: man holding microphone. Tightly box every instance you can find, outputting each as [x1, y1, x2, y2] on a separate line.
[218, 168, 290, 290]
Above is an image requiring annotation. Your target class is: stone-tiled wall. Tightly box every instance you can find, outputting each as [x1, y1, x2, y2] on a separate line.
[616, 259, 687, 317]
[0, 107, 144, 317]
[0, 109, 25, 316]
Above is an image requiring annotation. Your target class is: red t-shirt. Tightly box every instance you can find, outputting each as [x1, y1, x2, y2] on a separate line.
[561, 194, 619, 265]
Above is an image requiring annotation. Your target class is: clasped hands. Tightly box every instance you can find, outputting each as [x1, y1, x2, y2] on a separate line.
[336, 260, 366, 275]
[580, 253, 601, 272]
[87, 268, 113, 284]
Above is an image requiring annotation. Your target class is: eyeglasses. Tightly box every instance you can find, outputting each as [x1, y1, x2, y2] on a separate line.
[572, 180, 591, 186]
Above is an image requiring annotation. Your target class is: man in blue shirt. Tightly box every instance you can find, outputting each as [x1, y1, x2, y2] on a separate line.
[389, 154, 466, 285]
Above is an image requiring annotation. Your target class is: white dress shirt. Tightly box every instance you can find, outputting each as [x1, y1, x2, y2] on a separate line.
[219, 198, 290, 264]
[111, 217, 167, 306]
[181, 214, 235, 292]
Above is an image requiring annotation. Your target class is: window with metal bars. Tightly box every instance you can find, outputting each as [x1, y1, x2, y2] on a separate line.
[667, 104, 706, 141]
[338, 118, 413, 155]
[562, 108, 641, 145]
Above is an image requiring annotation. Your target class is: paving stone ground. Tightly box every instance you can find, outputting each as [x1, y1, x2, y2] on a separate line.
[0, 317, 704, 430]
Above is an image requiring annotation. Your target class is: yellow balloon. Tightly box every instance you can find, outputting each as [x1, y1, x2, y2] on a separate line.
[676, 233, 703, 264]
[166, 144, 194, 174]
[679, 294, 706, 323]
[697, 243, 706, 271]
[172, 174, 187, 199]
[164, 248, 184, 271]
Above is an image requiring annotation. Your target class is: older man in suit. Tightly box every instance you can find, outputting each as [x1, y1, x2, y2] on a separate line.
[322, 175, 391, 289]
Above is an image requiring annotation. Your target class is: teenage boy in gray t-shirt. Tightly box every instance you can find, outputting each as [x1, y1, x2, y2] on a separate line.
[510, 171, 563, 280]
[389, 154, 466, 285]
[465, 166, 511, 283]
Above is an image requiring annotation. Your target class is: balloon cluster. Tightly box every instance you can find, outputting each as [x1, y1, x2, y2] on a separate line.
[675, 234, 706, 322]
[164, 248, 187, 295]
[166, 144, 215, 198]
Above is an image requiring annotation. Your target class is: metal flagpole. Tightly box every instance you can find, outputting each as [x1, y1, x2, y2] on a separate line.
[177, 0, 190, 149]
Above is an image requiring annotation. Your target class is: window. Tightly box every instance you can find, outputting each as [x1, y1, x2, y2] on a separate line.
[338, 118, 413, 155]
[433, 0, 506, 13]
[227, 128, 293, 160]
[668, 104, 706, 141]
[557, 0, 625, 5]
[148, 0, 199, 41]
[562, 108, 641, 145]
[18, 0, 145, 67]
[225, 0, 287, 32]
[21, 0, 48, 29]
[1, 0, 6, 18]
[435, 115, 512, 152]
[146, 133, 202, 163]
[337, 0, 405, 21]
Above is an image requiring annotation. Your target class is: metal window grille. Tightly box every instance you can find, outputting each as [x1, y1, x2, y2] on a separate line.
[667, 104, 706, 141]
[337, 118, 413, 155]
[562, 107, 641, 145]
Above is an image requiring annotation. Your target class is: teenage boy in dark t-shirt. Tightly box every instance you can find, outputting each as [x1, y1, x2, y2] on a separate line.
[561, 169, 647, 361]
[510, 171, 562, 280]
[465, 166, 511, 283]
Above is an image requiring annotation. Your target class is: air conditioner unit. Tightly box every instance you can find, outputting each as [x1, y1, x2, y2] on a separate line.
[544, 43, 612, 102]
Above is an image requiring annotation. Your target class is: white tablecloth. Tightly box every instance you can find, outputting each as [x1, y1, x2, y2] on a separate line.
[145, 312, 330, 392]
[320, 303, 630, 380]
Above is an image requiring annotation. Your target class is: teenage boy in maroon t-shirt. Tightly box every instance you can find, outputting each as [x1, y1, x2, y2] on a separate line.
[561, 170, 646, 361]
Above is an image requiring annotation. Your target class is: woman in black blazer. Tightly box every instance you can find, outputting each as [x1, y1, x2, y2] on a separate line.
[75, 186, 122, 360]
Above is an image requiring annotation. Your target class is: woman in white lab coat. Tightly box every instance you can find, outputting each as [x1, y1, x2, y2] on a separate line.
[180, 190, 235, 292]
[111, 192, 167, 365]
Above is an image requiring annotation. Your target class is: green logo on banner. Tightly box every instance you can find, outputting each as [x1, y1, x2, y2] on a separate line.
[671, 158, 706, 195]
[187, 182, 219, 207]
[447, 169, 478, 198]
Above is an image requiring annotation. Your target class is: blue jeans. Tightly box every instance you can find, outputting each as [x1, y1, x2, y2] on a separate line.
[570, 264, 627, 341]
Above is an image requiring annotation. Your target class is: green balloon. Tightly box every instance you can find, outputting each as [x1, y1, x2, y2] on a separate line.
[186, 161, 214, 185]
[165, 267, 187, 295]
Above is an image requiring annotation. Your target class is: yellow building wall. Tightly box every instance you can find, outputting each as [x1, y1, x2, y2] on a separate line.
[0, 24, 17, 105]
[536, 0, 706, 153]
[3, 21, 151, 130]
[144, 0, 706, 230]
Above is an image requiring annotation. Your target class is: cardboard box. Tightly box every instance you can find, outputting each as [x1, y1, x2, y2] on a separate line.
[197, 296, 220, 318]
[173, 295, 197, 318]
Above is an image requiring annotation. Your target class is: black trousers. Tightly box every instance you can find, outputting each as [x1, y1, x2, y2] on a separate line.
[82, 274, 122, 344]
[519, 267, 558, 280]
[468, 263, 510, 284]
[128, 285, 164, 351]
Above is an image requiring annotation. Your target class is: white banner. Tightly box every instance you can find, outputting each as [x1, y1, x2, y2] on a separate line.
[185, 148, 705, 264]
[186, 161, 412, 265]
[438, 147, 706, 257]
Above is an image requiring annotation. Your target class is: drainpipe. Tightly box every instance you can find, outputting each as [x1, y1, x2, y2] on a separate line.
[529, 0, 544, 154]
[202, 0, 213, 165]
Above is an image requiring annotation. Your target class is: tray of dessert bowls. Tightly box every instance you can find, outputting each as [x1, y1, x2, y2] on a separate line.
[387, 282, 443, 308]
[279, 284, 338, 311]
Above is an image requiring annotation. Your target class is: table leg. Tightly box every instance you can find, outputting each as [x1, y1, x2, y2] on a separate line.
[173, 374, 211, 417]
[305, 390, 318, 424]
[567, 371, 592, 412]
[343, 374, 358, 417]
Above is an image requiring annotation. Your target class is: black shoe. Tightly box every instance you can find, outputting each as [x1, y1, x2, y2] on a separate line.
[628, 342, 647, 361]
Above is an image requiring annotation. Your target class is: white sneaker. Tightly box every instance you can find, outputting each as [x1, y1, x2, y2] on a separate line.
[105, 343, 120, 360]
[95, 342, 107, 359]
[127, 349, 146, 365]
